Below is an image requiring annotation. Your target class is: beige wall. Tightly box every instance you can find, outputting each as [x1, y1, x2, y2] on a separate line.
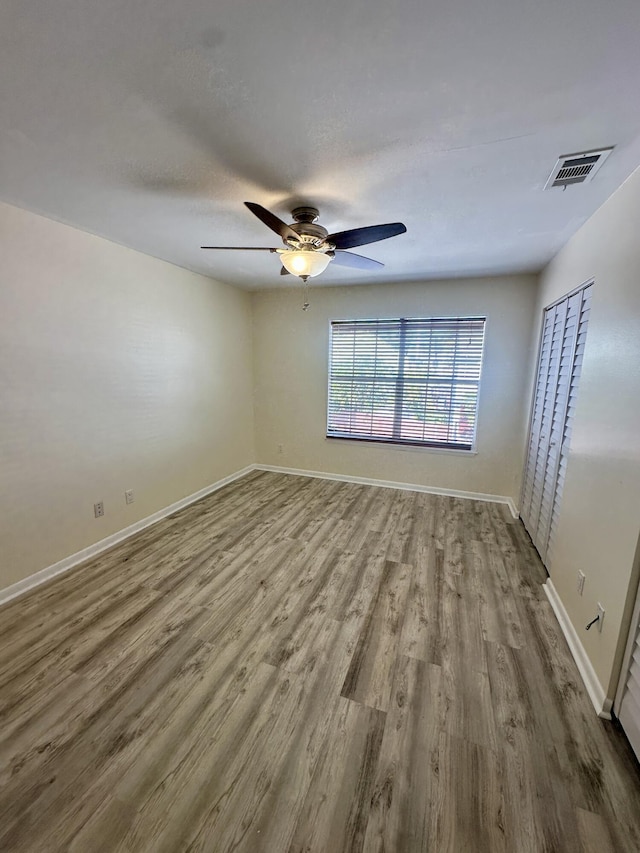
[535, 166, 640, 698]
[0, 202, 255, 590]
[252, 276, 538, 501]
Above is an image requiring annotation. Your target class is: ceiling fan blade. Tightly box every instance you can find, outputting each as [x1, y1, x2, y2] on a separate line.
[280, 266, 291, 276]
[327, 222, 406, 250]
[200, 246, 279, 251]
[244, 202, 300, 244]
[331, 251, 384, 270]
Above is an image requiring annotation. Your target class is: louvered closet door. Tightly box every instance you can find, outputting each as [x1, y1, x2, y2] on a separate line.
[520, 283, 592, 567]
[546, 285, 592, 560]
[520, 306, 556, 526]
[618, 594, 640, 761]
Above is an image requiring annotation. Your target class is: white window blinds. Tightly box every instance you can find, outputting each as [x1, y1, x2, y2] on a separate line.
[327, 317, 486, 450]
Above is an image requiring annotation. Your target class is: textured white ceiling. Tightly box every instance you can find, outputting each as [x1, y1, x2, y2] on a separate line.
[2, 0, 640, 290]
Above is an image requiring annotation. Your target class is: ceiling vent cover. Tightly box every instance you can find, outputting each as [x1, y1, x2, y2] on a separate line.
[545, 147, 614, 189]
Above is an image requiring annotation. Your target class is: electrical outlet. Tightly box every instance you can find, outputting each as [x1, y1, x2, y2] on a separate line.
[278, 443, 284, 455]
[577, 570, 585, 595]
[94, 501, 104, 518]
[124, 489, 134, 505]
[596, 603, 605, 632]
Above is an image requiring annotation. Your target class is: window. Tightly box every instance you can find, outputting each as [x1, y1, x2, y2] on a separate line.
[327, 316, 486, 451]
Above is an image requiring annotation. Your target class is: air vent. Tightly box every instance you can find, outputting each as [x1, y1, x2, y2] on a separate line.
[544, 147, 614, 189]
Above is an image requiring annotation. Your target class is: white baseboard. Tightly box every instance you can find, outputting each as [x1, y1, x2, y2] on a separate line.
[0, 465, 255, 608]
[543, 579, 612, 720]
[254, 463, 519, 518]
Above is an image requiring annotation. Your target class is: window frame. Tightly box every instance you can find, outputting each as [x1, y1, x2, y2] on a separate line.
[325, 315, 486, 453]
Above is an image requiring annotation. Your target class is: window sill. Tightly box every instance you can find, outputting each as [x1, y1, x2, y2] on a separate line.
[325, 436, 478, 457]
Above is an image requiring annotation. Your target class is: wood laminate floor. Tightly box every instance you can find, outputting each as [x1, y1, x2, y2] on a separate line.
[1, 471, 639, 852]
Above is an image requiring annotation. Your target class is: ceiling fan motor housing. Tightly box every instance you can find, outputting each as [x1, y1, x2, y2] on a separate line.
[289, 222, 329, 247]
[291, 206, 320, 223]
[288, 207, 330, 248]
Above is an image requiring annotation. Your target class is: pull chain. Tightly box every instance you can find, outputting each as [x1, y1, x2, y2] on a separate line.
[302, 279, 310, 311]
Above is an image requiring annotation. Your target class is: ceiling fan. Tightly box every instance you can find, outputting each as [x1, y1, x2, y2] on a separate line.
[201, 202, 407, 282]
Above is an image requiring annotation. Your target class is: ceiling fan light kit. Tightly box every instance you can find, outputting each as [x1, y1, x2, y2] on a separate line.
[280, 248, 332, 278]
[201, 202, 407, 302]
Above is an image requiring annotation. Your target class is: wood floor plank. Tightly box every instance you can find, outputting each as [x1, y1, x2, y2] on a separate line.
[398, 543, 440, 662]
[214, 629, 362, 853]
[432, 733, 510, 853]
[0, 471, 639, 852]
[288, 698, 386, 853]
[399, 492, 437, 567]
[434, 547, 488, 678]
[340, 560, 412, 711]
[576, 806, 616, 853]
[328, 544, 386, 623]
[484, 639, 584, 851]
[383, 489, 419, 564]
[362, 654, 444, 851]
[472, 540, 524, 648]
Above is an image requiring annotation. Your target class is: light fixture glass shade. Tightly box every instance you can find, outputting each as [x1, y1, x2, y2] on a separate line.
[280, 250, 332, 278]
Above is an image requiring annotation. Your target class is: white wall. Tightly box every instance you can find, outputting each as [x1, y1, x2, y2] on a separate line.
[0, 202, 255, 590]
[252, 276, 538, 501]
[535, 166, 640, 698]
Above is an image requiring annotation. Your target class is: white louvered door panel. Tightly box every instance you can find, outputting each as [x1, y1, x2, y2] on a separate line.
[529, 304, 565, 540]
[521, 307, 555, 525]
[521, 282, 593, 568]
[533, 296, 575, 558]
[521, 302, 564, 550]
[545, 285, 592, 566]
[618, 602, 640, 761]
